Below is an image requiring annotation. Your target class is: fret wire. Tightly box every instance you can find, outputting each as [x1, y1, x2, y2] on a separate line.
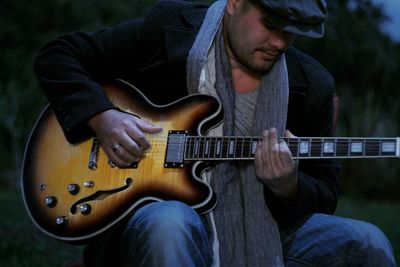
[184, 136, 189, 159]
[202, 137, 205, 159]
[241, 137, 244, 158]
[197, 137, 202, 159]
[347, 139, 350, 157]
[204, 137, 209, 159]
[247, 138, 252, 158]
[216, 137, 222, 159]
[231, 137, 236, 158]
[210, 137, 215, 159]
[188, 136, 193, 159]
[201, 136, 206, 159]
[192, 136, 197, 159]
[363, 139, 366, 157]
[332, 138, 335, 156]
[197, 137, 201, 159]
[223, 137, 226, 158]
[320, 137, 324, 158]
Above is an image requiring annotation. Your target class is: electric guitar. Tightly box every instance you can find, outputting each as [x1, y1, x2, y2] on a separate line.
[21, 79, 400, 243]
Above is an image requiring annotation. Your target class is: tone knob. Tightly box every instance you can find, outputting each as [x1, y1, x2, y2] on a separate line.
[56, 216, 68, 226]
[68, 184, 80, 195]
[79, 204, 92, 215]
[44, 196, 57, 207]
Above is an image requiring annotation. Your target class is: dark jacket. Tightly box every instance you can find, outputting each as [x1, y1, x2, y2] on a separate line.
[33, 0, 339, 223]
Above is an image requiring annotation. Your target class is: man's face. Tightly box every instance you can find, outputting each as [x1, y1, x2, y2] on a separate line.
[224, 0, 295, 73]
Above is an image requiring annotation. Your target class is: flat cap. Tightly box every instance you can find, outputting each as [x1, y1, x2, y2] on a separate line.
[252, 0, 327, 38]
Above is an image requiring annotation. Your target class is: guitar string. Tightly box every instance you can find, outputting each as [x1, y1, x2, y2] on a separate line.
[126, 146, 390, 158]
[107, 138, 395, 158]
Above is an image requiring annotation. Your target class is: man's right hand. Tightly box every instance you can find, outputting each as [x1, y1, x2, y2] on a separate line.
[88, 109, 162, 167]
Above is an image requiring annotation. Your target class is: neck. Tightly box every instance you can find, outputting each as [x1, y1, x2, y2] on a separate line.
[222, 18, 262, 93]
[231, 67, 261, 93]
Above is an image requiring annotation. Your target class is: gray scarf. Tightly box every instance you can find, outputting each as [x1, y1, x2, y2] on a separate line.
[187, 1, 288, 266]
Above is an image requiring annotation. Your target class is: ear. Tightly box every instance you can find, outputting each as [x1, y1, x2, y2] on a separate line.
[225, 0, 242, 16]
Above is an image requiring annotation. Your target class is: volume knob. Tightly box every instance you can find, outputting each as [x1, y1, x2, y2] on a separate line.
[68, 184, 80, 195]
[79, 204, 92, 215]
[56, 216, 68, 226]
[44, 196, 57, 207]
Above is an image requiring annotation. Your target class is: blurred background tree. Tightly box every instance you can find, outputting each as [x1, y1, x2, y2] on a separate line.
[0, 0, 399, 265]
[296, 0, 400, 199]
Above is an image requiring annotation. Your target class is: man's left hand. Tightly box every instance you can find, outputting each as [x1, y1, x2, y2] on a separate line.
[255, 127, 298, 199]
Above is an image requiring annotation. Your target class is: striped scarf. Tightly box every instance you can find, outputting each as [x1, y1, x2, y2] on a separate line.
[187, 1, 288, 266]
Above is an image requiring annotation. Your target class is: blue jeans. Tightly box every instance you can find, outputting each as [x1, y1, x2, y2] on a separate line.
[119, 201, 213, 267]
[279, 213, 396, 266]
[86, 201, 396, 266]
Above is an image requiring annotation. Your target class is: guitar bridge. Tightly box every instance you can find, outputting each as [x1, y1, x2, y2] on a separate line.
[164, 130, 187, 168]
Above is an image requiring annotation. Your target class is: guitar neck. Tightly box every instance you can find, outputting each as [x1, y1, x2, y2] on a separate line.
[181, 136, 400, 160]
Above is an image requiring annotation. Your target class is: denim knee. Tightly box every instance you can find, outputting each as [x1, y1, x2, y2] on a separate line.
[280, 214, 396, 267]
[120, 201, 213, 267]
[342, 218, 396, 266]
[127, 200, 206, 238]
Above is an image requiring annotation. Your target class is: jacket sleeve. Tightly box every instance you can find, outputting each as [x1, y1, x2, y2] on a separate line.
[33, 18, 146, 143]
[264, 49, 340, 224]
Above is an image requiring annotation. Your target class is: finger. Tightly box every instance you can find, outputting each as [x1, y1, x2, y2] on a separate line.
[255, 140, 263, 169]
[116, 129, 146, 157]
[278, 140, 294, 167]
[268, 128, 283, 171]
[261, 129, 270, 163]
[284, 129, 297, 138]
[268, 128, 278, 151]
[128, 119, 162, 151]
[104, 146, 132, 167]
[137, 120, 162, 134]
[112, 141, 140, 162]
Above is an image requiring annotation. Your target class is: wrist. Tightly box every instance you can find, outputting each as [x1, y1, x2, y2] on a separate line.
[265, 173, 298, 199]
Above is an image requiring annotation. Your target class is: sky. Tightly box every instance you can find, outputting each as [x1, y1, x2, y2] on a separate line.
[372, 0, 400, 42]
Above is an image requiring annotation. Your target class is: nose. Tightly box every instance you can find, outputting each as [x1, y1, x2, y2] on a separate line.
[268, 30, 295, 50]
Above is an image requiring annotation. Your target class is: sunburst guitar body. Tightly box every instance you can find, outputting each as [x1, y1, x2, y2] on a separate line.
[22, 80, 220, 243]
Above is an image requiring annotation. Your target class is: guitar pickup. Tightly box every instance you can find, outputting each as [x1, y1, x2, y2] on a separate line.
[164, 130, 187, 168]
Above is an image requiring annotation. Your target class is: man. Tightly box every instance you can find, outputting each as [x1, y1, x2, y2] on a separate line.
[34, 0, 396, 266]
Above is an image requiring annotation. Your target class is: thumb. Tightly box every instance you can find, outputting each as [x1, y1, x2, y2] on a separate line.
[284, 130, 297, 138]
[137, 119, 162, 133]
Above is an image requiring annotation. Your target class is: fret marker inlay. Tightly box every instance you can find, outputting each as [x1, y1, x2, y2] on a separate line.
[351, 142, 363, 153]
[323, 142, 334, 153]
[216, 140, 221, 156]
[229, 140, 235, 155]
[251, 141, 258, 155]
[299, 141, 309, 154]
[382, 142, 396, 153]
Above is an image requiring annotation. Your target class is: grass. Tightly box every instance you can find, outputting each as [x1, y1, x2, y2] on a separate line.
[0, 186, 398, 266]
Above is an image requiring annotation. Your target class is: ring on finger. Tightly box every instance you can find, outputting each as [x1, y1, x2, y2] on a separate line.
[112, 144, 122, 152]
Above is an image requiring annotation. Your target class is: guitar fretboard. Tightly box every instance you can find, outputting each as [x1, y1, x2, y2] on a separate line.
[164, 132, 400, 167]
[182, 136, 400, 160]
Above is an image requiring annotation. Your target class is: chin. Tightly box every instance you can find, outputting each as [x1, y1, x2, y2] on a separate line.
[251, 60, 274, 73]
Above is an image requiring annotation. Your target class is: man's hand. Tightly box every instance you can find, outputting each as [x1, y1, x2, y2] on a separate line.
[255, 127, 298, 199]
[88, 109, 162, 167]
